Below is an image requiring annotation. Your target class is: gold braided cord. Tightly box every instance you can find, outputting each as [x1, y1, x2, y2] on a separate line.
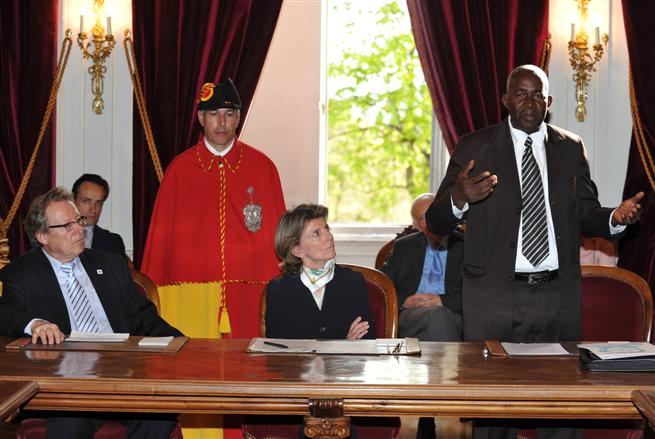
[540, 32, 552, 74]
[217, 163, 231, 333]
[628, 64, 655, 193]
[123, 31, 164, 182]
[0, 33, 72, 239]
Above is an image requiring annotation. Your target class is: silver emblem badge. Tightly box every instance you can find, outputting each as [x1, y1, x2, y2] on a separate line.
[243, 186, 262, 232]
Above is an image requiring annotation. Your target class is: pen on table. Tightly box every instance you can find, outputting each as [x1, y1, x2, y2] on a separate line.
[264, 341, 289, 349]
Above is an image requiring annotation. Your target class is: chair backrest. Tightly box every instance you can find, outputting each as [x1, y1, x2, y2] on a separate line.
[259, 265, 399, 338]
[340, 263, 398, 338]
[130, 268, 161, 315]
[581, 265, 653, 342]
[374, 225, 416, 270]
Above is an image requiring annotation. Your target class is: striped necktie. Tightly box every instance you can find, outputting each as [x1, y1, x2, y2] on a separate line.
[521, 136, 550, 267]
[61, 262, 99, 333]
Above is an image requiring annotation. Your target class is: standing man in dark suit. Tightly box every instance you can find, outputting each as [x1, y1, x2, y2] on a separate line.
[72, 173, 126, 256]
[426, 64, 643, 439]
[0, 187, 181, 438]
[381, 193, 463, 341]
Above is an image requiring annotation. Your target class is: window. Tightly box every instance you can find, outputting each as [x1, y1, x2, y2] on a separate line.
[325, 0, 440, 224]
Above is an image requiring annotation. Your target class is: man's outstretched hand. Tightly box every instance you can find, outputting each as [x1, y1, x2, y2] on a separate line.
[451, 160, 498, 209]
[612, 191, 644, 226]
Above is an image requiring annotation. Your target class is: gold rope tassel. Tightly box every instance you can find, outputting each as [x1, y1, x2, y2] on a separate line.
[628, 64, 655, 193]
[218, 300, 232, 334]
[123, 30, 164, 182]
[0, 31, 72, 269]
[540, 32, 552, 74]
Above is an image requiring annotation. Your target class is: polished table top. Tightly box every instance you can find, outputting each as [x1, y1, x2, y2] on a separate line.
[1, 338, 654, 419]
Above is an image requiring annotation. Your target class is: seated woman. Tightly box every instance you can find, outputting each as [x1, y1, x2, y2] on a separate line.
[245, 204, 397, 439]
[266, 203, 375, 339]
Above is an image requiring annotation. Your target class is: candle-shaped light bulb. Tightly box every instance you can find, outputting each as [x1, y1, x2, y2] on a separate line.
[570, 23, 575, 42]
[80, 15, 84, 34]
[106, 17, 112, 36]
[595, 27, 600, 45]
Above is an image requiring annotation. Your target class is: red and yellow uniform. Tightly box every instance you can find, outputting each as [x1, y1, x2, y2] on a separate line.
[142, 138, 285, 339]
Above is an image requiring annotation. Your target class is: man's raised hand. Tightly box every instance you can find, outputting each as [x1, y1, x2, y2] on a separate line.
[451, 160, 498, 209]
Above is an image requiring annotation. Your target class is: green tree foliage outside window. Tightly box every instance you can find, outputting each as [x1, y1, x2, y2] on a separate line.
[327, 0, 432, 223]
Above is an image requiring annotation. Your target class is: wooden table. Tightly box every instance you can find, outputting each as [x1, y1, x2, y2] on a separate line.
[1, 339, 654, 438]
[0, 381, 38, 423]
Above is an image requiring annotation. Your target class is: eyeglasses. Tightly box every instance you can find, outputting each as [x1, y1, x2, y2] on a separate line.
[47, 216, 87, 232]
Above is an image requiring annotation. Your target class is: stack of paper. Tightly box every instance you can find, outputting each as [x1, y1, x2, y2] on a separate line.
[577, 342, 655, 360]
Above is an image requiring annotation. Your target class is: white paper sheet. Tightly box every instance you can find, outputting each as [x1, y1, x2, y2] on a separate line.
[66, 331, 130, 343]
[247, 337, 421, 355]
[138, 336, 174, 347]
[501, 342, 570, 356]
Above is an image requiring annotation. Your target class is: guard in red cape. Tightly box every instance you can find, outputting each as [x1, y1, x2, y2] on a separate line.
[141, 78, 286, 339]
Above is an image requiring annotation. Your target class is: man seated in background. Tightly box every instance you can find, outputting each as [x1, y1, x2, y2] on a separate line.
[381, 193, 463, 342]
[0, 187, 181, 438]
[72, 173, 126, 256]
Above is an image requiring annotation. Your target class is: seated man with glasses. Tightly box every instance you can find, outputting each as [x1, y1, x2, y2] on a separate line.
[0, 186, 182, 438]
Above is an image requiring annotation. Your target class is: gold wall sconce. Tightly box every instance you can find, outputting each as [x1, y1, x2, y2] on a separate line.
[568, 0, 608, 122]
[77, 0, 114, 114]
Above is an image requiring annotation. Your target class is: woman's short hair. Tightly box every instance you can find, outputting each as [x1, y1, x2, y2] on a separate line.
[24, 186, 74, 247]
[275, 203, 328, 276]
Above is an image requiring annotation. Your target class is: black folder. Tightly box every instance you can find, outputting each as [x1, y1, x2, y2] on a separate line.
[579, 348, 655, 372]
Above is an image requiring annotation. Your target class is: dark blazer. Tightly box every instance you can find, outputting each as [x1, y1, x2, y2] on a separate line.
[265, 265, 376, 339]
[381, 231, 463, 315]
[426, 120, 621, 341]
[91, 225, 126, 256]
[0, 248, 182, 338]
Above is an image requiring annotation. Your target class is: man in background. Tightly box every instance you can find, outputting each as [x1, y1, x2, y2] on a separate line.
[72, 174, 125, 257]
[381, 193, 463, 342]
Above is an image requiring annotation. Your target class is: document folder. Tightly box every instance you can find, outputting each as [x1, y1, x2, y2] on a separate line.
[579, 348, 655, 372]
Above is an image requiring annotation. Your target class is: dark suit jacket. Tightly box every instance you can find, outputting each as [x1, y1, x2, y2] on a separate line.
[91, 225, 126, 256]
[0, 248, 182, 338]
[265, 265, 376, 339]
[380, 231, 463, 315]
[426, 120, 621, 341]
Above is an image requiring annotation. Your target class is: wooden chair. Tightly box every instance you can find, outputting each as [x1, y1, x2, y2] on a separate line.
[16, 269, 181, 439]
[130, 268, 161, 314]
[339, 263, 398, 338]
[581, 265, 653, 342]
[518, 266, 653, 439]
[374, 225, 416, 270]
[259, 264, 398, 338]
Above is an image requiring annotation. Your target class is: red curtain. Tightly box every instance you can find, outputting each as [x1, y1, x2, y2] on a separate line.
[618, 1, 655, 290]
[406, 0, 549, 153]
[131, 0, 283, 266]
[0, 0, 57, 259]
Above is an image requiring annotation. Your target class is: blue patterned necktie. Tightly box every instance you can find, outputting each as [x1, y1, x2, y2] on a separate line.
[61, 263, 99, 333]
[521, 136, 550, 267]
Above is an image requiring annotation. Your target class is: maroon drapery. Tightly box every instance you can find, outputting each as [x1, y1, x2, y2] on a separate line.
[131, 0, 283, 267]
[618, 1, 655, 290]
[406, 0, 549, 153]
[0, 0, 57, 259]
